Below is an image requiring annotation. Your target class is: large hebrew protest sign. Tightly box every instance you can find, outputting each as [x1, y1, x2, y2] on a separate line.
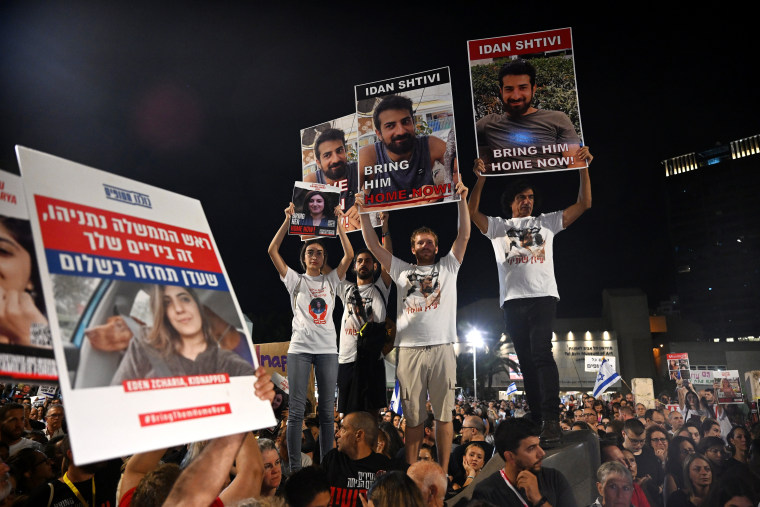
[355, 67, 460, 211]
[467, 27, 588, 176]
[17, 146, 275, 464]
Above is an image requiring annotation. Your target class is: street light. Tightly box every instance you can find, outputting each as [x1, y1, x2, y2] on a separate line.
[467, 329, 484, 400]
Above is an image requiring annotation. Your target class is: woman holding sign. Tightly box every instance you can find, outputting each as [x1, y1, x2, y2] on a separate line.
[268, 201, 353, 472]
[300, 190, 336, 227]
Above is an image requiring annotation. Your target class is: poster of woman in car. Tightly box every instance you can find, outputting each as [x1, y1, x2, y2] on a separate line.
[15, 146, 276, 465]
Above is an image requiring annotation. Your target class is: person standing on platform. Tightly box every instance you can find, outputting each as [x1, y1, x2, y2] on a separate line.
[468, 148, 593, 447]
[358, 180, 470, 473]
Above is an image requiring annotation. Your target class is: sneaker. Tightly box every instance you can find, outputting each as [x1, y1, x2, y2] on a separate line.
[539, 420, 562, 448]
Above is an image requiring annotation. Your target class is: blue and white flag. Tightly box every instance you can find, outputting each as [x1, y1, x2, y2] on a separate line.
[390, 379, 403, 416]
[506, 382, 518, 396]
[593, 357, 620, 397]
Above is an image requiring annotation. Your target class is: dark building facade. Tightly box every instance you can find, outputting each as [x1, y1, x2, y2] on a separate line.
[662, 135, 760, 339]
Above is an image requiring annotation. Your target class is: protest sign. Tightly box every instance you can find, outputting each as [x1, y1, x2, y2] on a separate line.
[289, 182, 341, 237]
[467, 27, 588, 176]
[667, 352, 690, 380]
[355, 67, 460, 211]
[17, 146, 275, 464]
[690, 369, 714, 387]
[0, 170, 57, 382]
[713, 369, 743, 404]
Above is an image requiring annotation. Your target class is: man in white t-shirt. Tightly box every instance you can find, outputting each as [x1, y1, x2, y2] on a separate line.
[358, 181, 470, 473]
[336, 215, 393, 416]
[468, 148, 593, 447]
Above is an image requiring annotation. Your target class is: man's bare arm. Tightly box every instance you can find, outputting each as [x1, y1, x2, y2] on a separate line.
[335, 206, 355, 280]
[468, 159, 489, 234]
[378, 212, 393, 287]
[218, 433, 263, 505]
[163, 433, 246, 507]
[562, 147, 593, 228]
[268, 203, 295, 278]
[451, 182, 471, 264]
[357, 193, 393, 272]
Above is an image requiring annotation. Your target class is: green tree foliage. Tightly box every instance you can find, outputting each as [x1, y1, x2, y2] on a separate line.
[471, 55, 581, 137]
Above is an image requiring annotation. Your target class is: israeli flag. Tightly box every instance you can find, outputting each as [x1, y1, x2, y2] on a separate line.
[506, 382, 518, 395]
[593, 357, 620, 397]
[390, 379, 403, 416]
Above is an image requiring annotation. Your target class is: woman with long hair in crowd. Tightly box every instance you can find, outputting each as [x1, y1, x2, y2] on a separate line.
[666, 454, 713, 507]
[724, 425, 750, 472]
[664, 435, 696, 503]
[269, 201, 352, 472]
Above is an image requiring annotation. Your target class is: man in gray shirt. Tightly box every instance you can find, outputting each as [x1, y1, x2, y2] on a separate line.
[476, 59, 584, 174]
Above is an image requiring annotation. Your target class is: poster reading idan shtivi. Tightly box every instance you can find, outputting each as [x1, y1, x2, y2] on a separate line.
[467, 27, 588, 176]
[0, 170, 57, 382]
[355, 67, 460, 212]
[16, 146, 276, 464]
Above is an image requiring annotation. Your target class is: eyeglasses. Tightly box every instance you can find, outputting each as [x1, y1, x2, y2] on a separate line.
[626, 436, 646, 444]
[461, 426, 477, 431]
[679, 448, 696, 456]
[650, 437, 668, 443]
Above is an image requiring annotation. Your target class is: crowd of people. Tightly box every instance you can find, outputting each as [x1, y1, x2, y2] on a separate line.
[0, 386, 758, 507]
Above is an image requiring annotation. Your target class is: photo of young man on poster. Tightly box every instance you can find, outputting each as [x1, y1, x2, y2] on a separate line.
[468, 28, 589, 176]
[356, 67, 459, 211]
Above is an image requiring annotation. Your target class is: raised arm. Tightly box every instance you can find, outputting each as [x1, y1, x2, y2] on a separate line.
[468, 159, 489, 235]
[334, 205, 354, 280]
[562, 147, 593, 228]
[218, 433, 263, 505]
[163, 432, 247, 507]
[118, 448, 167, 502]
[451, 181, 471, 264]
[268, 203, 295, 278]
[357, 193, 393, 272]
[378, 212, 393, 287]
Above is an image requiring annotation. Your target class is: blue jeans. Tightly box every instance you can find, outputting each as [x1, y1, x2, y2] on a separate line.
[286, 352, 338, 472]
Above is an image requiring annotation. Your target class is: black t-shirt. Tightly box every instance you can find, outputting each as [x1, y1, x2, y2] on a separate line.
[26, 460, 122, 507]
[634, 445, 664, 486]
[471, 467, 577, 507]
[321, 449, 393, 507]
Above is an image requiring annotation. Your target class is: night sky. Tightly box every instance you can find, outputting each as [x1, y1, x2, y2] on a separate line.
[1, 5, 756, 336]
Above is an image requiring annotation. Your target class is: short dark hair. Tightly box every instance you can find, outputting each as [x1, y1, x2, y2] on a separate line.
[314, 128, 346, 161]
[299, 239, 328, 271]
[353, 248, 379, 271]
[682, 420, 703, 438]
[701, 418, 720, 435]
[697, 436, 725, 456]
[497, 58, 537, 88]
[494, 417, 539, 458]
[373, 95, 414, 131]
[347, 411, 379, 448]
[0, 402, 24, 420]
[623, 418, 645, 435]
[501, 179, 539, 217]
[284, 466, 331, 507]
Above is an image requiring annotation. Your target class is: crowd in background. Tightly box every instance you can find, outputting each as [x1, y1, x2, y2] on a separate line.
[0, 380, 758, 507]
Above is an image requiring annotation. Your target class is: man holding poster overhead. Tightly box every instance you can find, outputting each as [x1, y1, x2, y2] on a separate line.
[468, 148, 592, 448]
[357, 181, 470, 473]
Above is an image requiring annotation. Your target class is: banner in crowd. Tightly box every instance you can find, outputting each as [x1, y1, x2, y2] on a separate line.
[713, 369, 743, 404]
[690, 369, 715, 387]
[17, 146, 276, 464]
[0, 170, 58, 382]
[585, 355, 616, 373]
[667, 352, 690, 380]
[467, 28, 588, 176]
[355, 67, 460, 212]
[289, 182, 341, 237]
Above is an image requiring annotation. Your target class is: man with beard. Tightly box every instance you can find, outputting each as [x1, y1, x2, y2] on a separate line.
[358, 181, 470, 474]
[336, 218, 393, 416]
[359, 95, 454, 203]
[468, 146, 593, 448]
[0, 403, 41, 457]
[305, 128, 360, 229]
[471, 417, 576, 507]
[476, 59, 584, 170]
